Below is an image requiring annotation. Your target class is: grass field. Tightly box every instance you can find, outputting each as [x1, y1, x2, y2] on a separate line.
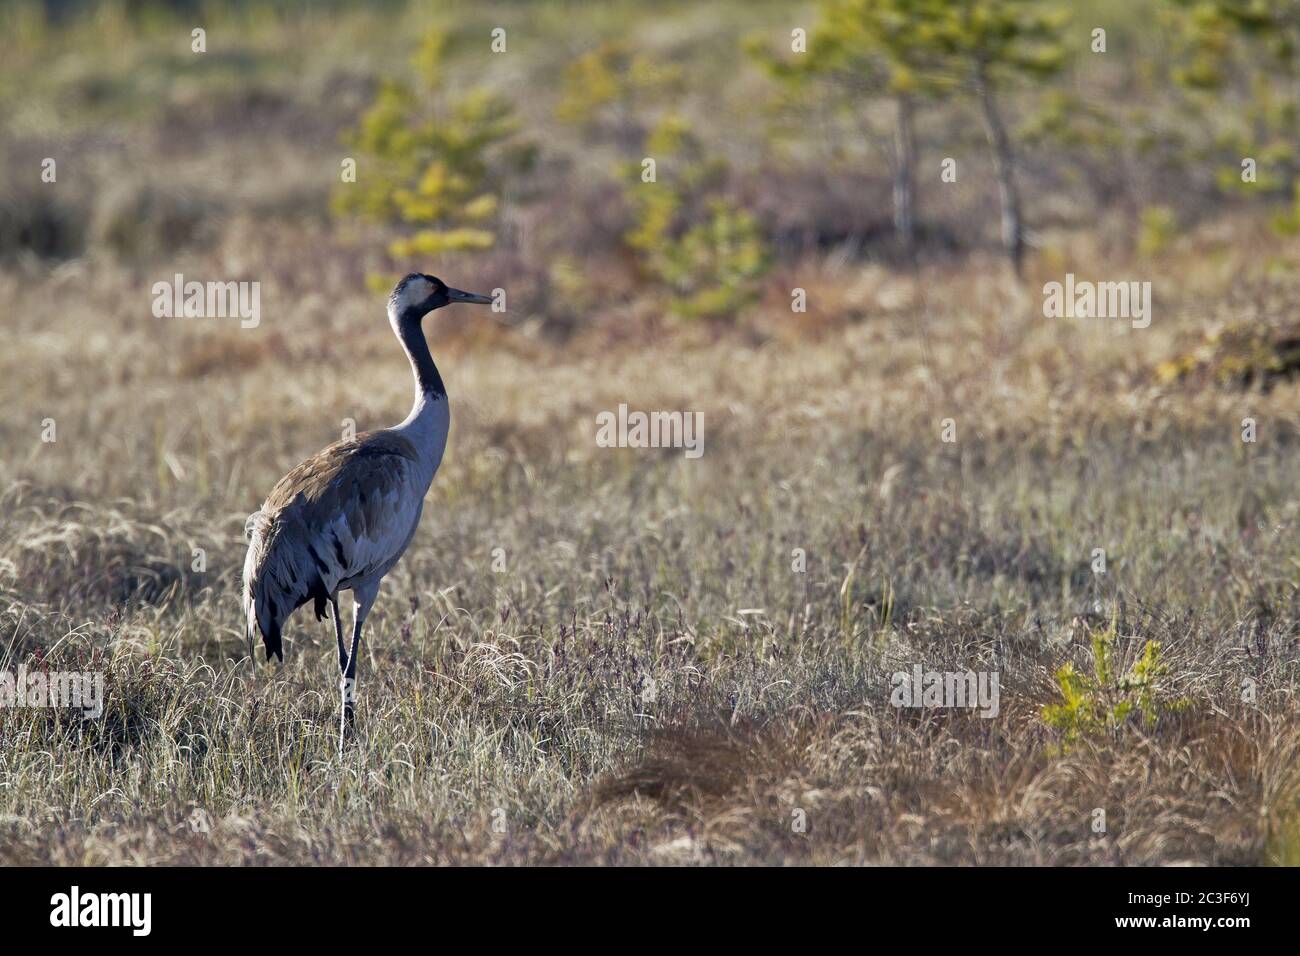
[1, 0, 1299, 865]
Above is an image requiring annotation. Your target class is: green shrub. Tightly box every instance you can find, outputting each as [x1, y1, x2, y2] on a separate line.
[332, 28, 535, 265]
[1042, 620, 1181, 751]
[624, 117, 769, 320]
[557, 45, 767, 322]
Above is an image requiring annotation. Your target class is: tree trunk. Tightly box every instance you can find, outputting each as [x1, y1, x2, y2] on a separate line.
[892, 94, 917, 258]
[975, 67, 1023, 277]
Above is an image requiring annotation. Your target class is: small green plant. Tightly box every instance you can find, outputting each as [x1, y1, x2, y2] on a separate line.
[1170, 0, 1300, 217]
[624, 117, 769, 320]
[332, 28, 535, 274]
[1042, 621, 1177, 751]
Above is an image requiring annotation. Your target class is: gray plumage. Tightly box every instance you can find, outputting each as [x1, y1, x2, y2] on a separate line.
[241, 273, 493, 750]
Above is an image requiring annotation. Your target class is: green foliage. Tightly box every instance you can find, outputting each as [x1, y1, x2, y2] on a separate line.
[1042, 621, 1180, 751]
[757, 0, 1065, 87]
[932, 0, 1069, 81]
[332, 29, 535, 262]
[756, 0, 1068, 94]
[1171, 0, 1298, 88]
[624, 117, 769, 320]
[749, 0, 1067, 263]
[1137, 205, 1177, 257]
[556, 40, 682, 135]
[754, 0, 957, 98]
[1170, 0, 1300, 202]
[557, 44, 764, 319]
[659, 200, 769, 320]
[746, 0, 966, 175]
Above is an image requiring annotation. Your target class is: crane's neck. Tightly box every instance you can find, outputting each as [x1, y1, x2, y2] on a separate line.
[391, 306, 446, 403]
[390, 307, 451, 467]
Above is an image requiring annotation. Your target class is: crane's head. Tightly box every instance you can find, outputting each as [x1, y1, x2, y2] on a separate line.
[388, 273, 493, 319]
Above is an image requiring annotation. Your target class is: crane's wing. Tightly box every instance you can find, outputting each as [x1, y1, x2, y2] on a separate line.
[243, 430, 422, 661]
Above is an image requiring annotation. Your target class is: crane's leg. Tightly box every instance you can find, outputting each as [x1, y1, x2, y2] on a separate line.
[339, 581, 379, 755]
[330, 594, 345, 673]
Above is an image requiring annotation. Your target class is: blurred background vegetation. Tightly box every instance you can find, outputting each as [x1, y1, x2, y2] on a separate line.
[0, 0, 1298, 338]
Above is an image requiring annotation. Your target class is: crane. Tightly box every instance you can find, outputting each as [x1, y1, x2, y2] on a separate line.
[242, 273, 492, 752]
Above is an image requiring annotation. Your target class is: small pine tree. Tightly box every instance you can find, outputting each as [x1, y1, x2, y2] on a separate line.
[925, 0, 1069, 276]
[624, 117, 769, 320]
[751, 0, 1066, 272]
[558, 48, 768, 322]
[332, 29, 535, 274]
[1170, 0, 1300, 227]
[1042, 620, 1180, 751]
[748, 0, 959, 257]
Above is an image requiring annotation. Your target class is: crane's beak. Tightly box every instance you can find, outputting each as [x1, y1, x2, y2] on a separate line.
[446, 287, 494, 306]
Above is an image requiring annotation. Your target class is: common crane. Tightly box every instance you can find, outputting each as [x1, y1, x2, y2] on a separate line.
[242, 273, 492, 752]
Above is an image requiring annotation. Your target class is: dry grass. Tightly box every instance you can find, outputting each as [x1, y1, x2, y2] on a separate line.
[1, 209, 1298, 864]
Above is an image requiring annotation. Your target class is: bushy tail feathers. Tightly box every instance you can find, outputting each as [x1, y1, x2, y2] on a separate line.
[243, 510, 286, 662]
[243, 509, 336, 663]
